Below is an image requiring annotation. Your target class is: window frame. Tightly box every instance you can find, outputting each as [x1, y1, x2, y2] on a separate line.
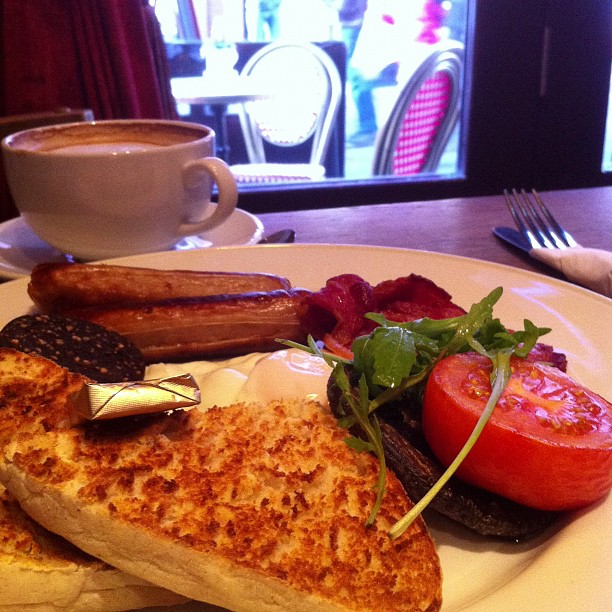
[162, 1, 612, 214]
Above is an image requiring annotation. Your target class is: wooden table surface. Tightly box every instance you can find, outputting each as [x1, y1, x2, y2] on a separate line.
[257, 187, 612, 282]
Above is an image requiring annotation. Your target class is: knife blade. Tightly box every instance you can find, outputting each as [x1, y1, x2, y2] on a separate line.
[257, 229, 295, 244]
[492, 226, 532, 254]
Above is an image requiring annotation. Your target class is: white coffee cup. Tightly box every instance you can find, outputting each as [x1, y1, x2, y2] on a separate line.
[1, 119, 238, 260]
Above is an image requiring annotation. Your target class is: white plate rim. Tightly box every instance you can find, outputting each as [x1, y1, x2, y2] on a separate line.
[0, 243, 610, 611]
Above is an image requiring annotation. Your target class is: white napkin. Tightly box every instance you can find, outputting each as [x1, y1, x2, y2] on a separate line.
[531, 246, 612, 298]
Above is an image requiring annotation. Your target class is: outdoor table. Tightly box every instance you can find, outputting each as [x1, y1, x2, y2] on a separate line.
[171, 75, 271, 163]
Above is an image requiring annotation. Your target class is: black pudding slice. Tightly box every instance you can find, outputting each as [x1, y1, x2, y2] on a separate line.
[0, 314, 146, 383]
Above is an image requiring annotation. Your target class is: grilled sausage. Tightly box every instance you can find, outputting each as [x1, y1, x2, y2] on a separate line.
[62, 289, 311, 363]
[28, 263, 292, 312]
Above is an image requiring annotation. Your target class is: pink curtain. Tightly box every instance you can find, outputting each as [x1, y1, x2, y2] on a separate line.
[0, 0, 176, 119]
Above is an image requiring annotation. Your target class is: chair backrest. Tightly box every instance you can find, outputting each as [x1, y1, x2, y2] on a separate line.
[238, 42, 342, 166]
[0, 108, 94, 222]
[372, 42, 463, 176]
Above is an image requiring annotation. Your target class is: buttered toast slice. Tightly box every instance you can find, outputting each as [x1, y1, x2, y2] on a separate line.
[0, 485, 187, 611]
[0, 348, 442, 612]
[0, 349, 187, 611]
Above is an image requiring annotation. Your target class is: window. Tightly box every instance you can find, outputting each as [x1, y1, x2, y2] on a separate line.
[153, 0, 612, 213]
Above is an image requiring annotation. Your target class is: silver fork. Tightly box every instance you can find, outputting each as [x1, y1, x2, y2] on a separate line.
[503, 188, 580, 250]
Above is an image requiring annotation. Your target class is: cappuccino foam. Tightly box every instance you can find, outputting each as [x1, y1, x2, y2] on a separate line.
[51, 142, 165, 155]
[6, 122, 208, 154]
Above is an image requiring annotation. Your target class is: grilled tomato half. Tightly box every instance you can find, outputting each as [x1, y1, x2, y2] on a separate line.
[422, 353, 612, 511]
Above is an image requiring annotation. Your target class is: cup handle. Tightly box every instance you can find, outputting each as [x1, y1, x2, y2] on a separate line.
[179, 157, 238, 236]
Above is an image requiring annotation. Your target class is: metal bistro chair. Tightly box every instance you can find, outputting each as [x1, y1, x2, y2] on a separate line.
[372, 42, 463, 176]
[230, 42, 342, 184]
[0, 108, 94, 222]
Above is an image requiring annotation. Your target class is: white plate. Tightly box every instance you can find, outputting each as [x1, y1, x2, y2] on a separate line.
[0, 210, 264, 280]
[0, 244, 610, 612]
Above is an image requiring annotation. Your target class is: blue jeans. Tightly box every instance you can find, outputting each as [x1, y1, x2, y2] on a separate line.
[342, 24, 398, 134]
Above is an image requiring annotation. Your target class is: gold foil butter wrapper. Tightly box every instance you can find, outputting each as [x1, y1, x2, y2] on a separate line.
[70, 374, 200, 423]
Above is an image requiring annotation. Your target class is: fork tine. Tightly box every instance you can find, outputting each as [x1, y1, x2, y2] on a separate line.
[504, 188, 580, 250]
[522, 189, 564, 248]
[515, 189, 556, 248]
[503, 189, 533, 246]
[530, 189, 579, 248]
[503, 189, 546, 248]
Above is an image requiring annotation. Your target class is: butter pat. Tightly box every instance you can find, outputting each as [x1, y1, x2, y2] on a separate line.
[70, 374, 200, 423]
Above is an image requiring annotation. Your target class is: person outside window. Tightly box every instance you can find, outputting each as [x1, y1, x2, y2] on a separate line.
[258, 0, 282, 41]
[332, 0, 403, 147]
[334, 0, 368, 59]
[343, 1, 444, 147]
[327, 1, 378, 147]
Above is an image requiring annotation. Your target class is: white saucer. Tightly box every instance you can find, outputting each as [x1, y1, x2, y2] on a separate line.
[0, 209, 264, 280]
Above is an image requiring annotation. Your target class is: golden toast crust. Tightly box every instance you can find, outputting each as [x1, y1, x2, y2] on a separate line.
[0, 484, 102, 568]
[0, 348, 442, 611]
[0, 349, 186, 610]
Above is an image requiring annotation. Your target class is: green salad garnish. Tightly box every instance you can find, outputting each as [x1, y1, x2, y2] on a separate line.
[284, 287, 551, 539]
